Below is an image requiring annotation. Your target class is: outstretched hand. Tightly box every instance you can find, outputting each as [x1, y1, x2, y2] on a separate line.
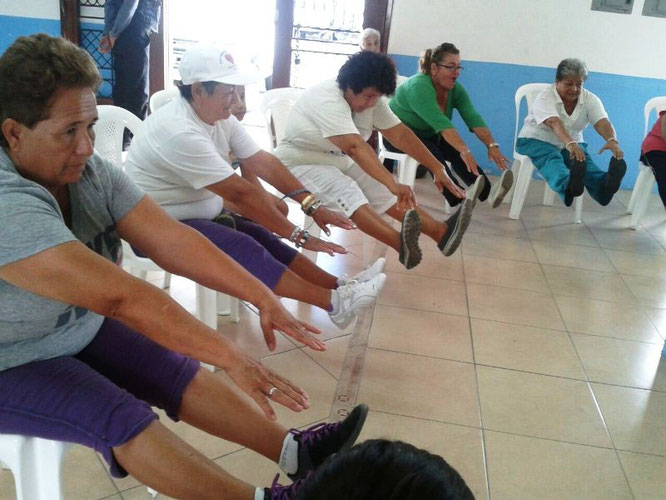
[392, 183, 417, 211]
[256, 295, 326, 352]
[311, 206, 356, 236]
[434, 169, 466, 199]
[598, 140, 623, 160]
[223, 346, 310, 420]
[301, 235, 347, 256]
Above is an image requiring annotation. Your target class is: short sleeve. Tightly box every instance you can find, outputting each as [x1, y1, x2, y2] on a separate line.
[0, 189, 76, 267]
[373, 96, 402, 130]
[227, 116, 262, 159]
[531, 90, 560, 125]
[586, 92, 609, 126]
[102, 159, 146, 221]
[154, 131, 236, 189]
[303, 93, 359, 139]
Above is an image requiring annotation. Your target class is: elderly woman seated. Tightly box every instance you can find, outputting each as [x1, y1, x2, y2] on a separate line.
[516, 58, 626, 207]
[0, 34, 368, 499]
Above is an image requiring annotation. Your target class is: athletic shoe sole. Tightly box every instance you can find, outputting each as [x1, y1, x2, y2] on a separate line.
[604, 157, 627, 199]
[338, 403, 369, 452]
[440, 196, 475, 257]
[490, 169, 514, 208]
[569, 158, 587, 197]
[399, 209, 422, 269]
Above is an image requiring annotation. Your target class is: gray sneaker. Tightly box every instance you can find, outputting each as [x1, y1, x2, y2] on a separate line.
[398, 208, 422, 269]
[438, 201, 474, 257]
[329, 273, 386, 329]
[489, 169, 514, 208]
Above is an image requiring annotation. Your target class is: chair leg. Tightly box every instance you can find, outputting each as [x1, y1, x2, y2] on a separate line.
[573, 196, 583, 224]
[627, 166, 648, 213]
[630, 176, 656, 230]
[163, 272, 172, 289]
[302, 216, 320, 264]
[509, 159, 534, 220]
[399, 156, 418, 187]
[543, 186, 556, 206]
[21, 438, 71, 500]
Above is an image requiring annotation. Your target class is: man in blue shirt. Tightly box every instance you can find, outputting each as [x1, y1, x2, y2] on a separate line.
[99, 0, 161, 142]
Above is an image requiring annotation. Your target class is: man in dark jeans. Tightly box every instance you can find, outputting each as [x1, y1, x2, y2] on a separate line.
[100, 0, 161, 146]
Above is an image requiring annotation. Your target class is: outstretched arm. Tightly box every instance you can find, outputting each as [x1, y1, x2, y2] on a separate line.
[471, 126, 510, 171]
[593, 118, 623, 159]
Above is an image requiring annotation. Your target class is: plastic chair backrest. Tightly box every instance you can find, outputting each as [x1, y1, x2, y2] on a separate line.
[513, 83, 551, 153]
[94, 105, 143, 169]
[149, 87, 180, 113]
[396, 74, 408, 87]
[643, 96, 666, 136]
[258, 88, 304, 149]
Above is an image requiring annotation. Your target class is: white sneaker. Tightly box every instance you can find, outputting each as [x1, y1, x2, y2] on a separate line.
[329, 273, 387, 329]
[338, 257, 386, 286]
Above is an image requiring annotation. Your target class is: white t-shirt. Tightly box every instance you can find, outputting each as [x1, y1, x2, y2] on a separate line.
[275, 79, 401, 170]
[518, 85, 608, 148]
[126, 95, 261, 220]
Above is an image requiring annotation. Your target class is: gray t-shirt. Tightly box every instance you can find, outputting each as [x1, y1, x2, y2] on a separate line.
[0, 149, 144, 371]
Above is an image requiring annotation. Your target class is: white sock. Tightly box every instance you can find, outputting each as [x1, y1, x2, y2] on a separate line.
[329, 289, 340, 314]
[279, 432, 299, 475]
[254, 488, 265, 500]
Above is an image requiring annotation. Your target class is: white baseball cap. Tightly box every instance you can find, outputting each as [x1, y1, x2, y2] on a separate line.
[178, 44, 259, 86]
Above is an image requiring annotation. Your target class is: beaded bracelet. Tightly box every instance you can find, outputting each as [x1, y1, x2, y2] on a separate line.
[294, 230, 310, 248]
[280, 188, 311, 201]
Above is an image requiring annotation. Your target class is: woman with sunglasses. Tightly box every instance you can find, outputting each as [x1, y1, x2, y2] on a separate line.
[387, 42, 513, 208]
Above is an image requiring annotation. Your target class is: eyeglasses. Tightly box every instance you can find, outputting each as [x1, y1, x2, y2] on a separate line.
[437, 64, 464, 72]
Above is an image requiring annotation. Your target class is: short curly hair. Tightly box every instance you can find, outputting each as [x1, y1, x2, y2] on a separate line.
[0, 34, 102, 147]
[336, 51, 396, 96]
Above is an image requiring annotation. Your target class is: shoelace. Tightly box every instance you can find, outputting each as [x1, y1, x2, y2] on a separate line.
[288, 421, 340, 447]
[336, 280, 360, 301]
[269, 473, 307, 499]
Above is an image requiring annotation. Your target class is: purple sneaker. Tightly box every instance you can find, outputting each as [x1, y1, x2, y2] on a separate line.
[264, 474, 306, 500]
[287, 403, 369, 481]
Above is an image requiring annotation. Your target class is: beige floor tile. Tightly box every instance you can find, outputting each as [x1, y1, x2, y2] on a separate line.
[618, 451, 666, 500]
[369, 304, 473, 362]
[467, 283, 565, 330]
[543, 264, 636, 303]
[463, 254, 549, 292]
[589, 226, 666, 255]
[357, 411, 488, 499]
[214, 447, 282, 491]
[532, 239, 615, 271]
[0, 471, 16, 500]
[572, 334, 666, 391]
[461, 231, 538, 262]
[466, 211, 529, 239]
[623, 274, 666, 308]
[121, 486, 175, 500]
[299, 335, 350, 379]
[605, 248, 666, 277]
[260, 349, 339, 428]
[526, 221, 600, 247]
[384, 244, 464, 281]
[556, 295, 663, 343]
[477, 366, 611, 447]
[593, 384, 666, 455]
[377, 272, 468, 316]
[357, 349, 480, 426]
[520, 204, 580, 228]
[644, 307, 666, 340]
[485, 431, 632, 500]
[61, 446, 118, 499]
[471, 319, 585, 379]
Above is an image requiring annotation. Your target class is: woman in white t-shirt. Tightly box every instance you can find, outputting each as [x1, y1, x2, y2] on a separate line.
[516, 58, 626, 207]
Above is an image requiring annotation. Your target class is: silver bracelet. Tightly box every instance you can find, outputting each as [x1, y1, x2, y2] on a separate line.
[488, 142, 499, 149]
[295, 230, 310, 248]
[565, 140, 578, 150]
[288, 226, 301, 243]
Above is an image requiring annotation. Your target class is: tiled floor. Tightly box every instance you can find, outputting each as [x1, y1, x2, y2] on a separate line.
[2, 173, 666, 499]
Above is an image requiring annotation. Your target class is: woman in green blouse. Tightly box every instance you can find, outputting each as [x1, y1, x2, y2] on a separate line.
[388, 42, 513, 208]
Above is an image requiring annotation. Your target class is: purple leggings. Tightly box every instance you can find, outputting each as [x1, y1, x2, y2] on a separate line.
[0, 318, 200, 477]
[135, 213, 298, 290]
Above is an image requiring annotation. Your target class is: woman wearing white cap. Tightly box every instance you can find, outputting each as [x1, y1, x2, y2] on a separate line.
[126, 45, 387, 329]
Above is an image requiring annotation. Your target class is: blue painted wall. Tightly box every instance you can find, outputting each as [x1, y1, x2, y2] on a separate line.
[0, 15, 61, 55]
[391, 54, 666, 189]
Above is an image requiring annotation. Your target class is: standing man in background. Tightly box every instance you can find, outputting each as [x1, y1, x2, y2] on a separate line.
[100, 0, 162, 145]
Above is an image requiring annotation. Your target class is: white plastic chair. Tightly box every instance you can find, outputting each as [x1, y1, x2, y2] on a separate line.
[149, 87, 180, 113]
[0, 434, 72, 500]
[509, 83, 584, 223]
[626, 96, 666, 229]
[259, 88, 374, 264]
[94, 106, 239, 341]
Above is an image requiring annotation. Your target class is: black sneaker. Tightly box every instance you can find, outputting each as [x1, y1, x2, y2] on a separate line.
[398, 209, 422, 270]
[287, 403, 369, 481]
[601, 157, 627, 204]
[489, 169, 514, 208]
[212, 212, 237, 230]
[264, 474, 306, 500]
[565, 158, 586, 207]
[438, 199, 473, 257]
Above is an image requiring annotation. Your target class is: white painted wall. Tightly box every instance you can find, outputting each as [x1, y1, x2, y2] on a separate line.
[0, 0, 59, 20]
[388, 0, 666, 80]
